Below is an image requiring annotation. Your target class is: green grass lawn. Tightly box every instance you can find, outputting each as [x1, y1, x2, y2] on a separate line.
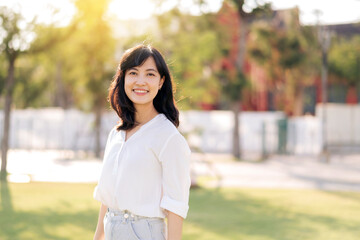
[1, 182, 360, 240]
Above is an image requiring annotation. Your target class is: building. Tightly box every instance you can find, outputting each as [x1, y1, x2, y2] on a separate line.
[216, 1, 360, 115]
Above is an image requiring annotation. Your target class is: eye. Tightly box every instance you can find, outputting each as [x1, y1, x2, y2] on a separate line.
[147, 73, 156, 77]
[128, 71, 137, 75]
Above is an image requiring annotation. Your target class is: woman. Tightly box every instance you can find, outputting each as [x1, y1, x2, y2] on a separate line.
[93, 44, 191, 240]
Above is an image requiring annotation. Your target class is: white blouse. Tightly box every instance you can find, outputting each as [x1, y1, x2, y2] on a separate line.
[93, 113, 191, 219]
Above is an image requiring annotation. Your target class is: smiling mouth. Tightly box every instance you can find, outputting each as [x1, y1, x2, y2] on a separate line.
[133, 89, 149, 93]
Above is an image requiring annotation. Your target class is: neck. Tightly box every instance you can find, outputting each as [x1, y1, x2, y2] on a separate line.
[134, 104, 158, 125]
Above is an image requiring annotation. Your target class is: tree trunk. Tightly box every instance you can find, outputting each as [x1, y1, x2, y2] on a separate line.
[54, 61, 68, 109]
[94, 104, 102, 158]
[231, 100, 241, 159]
[1, 57, 16, 180]
[237, 17, 247, 70]
[231, 15, 247, 160]
[293, 84, 305, 116]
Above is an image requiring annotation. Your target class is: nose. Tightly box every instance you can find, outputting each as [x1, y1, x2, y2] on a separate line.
[135, 74, 146, 85]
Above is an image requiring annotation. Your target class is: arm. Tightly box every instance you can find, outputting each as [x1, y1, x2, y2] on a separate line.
[93, 203, 108, 240]
[167, 211, 184, 240]
[159, 133, 191, 240]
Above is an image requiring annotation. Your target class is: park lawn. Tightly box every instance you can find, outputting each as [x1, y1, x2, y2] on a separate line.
[1, 182, 360, 240]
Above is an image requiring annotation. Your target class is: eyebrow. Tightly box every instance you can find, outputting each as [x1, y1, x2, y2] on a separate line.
[146, 68, 158, 73]
[128, 67, 158, 73]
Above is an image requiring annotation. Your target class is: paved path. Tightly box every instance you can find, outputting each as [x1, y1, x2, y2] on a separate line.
[191, 153, 360, 191]
[5, 150, 360, 191]
[6, 150, 102, 183]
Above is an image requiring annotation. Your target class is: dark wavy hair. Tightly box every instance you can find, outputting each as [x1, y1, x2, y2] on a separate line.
[108, 44, 179, 131]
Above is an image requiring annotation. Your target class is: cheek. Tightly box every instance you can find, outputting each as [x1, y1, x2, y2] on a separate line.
[124, 76, 133, 87]
[124, 78, 133, 94]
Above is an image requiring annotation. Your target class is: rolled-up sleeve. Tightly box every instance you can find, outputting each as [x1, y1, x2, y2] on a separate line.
[159, 132, 191, 219]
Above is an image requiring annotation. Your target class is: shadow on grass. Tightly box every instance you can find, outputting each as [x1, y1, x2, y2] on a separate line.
[0, 182, 98, 240]
[1, 180, 13, 212]
[0, 208, 98, 240]
[185, 187, 360, 240]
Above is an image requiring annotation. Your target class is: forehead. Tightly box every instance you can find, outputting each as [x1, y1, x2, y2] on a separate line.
[133, 56, 157, 70]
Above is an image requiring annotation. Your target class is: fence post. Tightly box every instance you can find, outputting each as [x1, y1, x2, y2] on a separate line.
[277, 119, 288, 154]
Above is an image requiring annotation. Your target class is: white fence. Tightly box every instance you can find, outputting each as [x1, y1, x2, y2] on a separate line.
[0, 109, 284, 157]
[285, 104, 360, 155]
[287, 116, 322, 155]
[181, 110, 285, 158]
[316, 103, 360, 146]
[0, 109, 118, 152]
[0, 104, 358, 157]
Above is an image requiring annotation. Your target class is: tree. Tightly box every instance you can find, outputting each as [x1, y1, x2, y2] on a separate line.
[288, 26, 320, 115]
[67, 0, 115, 157]
[156, 9, 222, 110]
[329, 35, 360, 103]
[12, 54, 52, 108]
[27, 23, 79, 109]
[0, 6, 71, 180]
[0, 7, 33, 180]
[222, 0, 271, 159]
[249, 23, 320, 115]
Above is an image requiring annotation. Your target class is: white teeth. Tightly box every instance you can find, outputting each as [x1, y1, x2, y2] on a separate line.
[134, 90, 148, 93]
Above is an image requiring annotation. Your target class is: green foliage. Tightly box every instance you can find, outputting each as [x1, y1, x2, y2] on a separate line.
[248, 22, 320, 114]
[296, 25, 321, 76]
[329, 36, 360, 86]
[219, 0, 272, 107]
[249, 26, 278, 84]
[0, 5, 77, 109]
[50, 0, 116, 111]
[166, 28, 221, 109]
[0, 54, 6, 95]
[249, 23, 321, 83]
[220, 71, 249, 102]
[277, 34, 304, 68]
[0, 0, 116, 110]
[0, 6, 28, 58]
[13, 55, 52, 108]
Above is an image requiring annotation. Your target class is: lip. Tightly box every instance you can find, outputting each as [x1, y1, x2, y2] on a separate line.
[133, 89, 149, 92]
[133, 89, 149, 95]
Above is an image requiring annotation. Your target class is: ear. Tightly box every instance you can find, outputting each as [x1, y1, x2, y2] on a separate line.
[159, 76, 165, 89]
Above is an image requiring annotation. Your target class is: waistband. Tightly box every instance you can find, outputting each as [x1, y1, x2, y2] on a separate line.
[107, 208, 163, 221]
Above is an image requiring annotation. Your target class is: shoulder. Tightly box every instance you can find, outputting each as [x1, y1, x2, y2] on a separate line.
[107, 126, 119, 142]
[145, 113, 189, 149]
[154, 114, 189, 143]
[154, 115, 191, 157]
[151, 114, 180, 137]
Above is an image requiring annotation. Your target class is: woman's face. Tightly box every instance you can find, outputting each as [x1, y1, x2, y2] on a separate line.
[124, 57, 164, 110]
